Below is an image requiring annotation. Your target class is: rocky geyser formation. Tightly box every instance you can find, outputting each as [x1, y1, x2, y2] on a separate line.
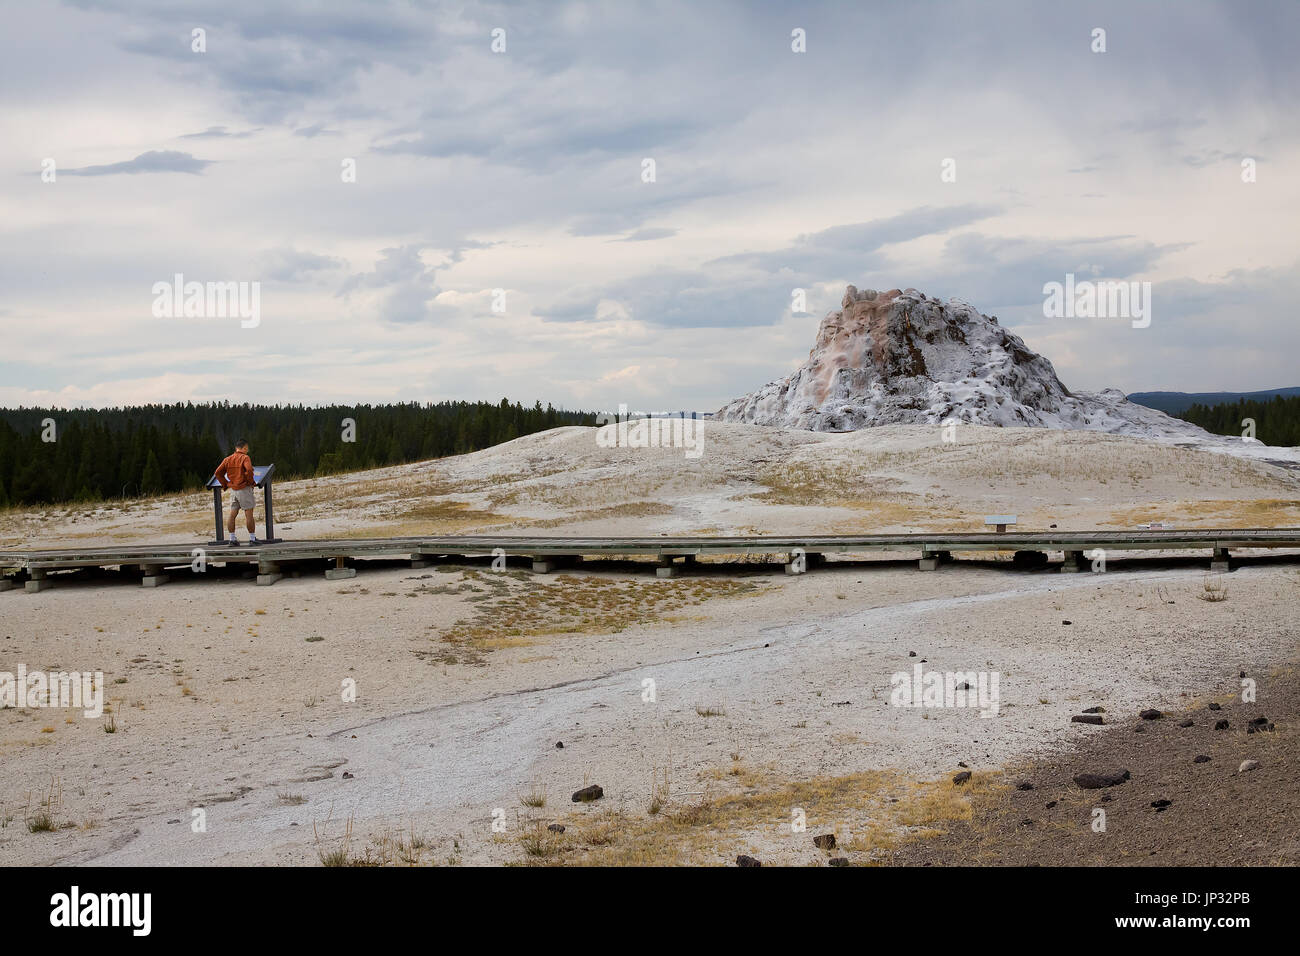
[716, 286, 1211, 440]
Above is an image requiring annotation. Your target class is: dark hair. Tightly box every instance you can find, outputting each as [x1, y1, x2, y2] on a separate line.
[235, 439, 249, 448]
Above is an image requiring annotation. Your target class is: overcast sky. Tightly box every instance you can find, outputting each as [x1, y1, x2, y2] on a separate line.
[3, 0, 1297, 411]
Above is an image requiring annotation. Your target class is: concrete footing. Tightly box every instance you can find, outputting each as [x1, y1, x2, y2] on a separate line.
[0, 579, 17, 592]
[25, 570, 51, 592]
[1061, 550, 1082, 573]
[256, 561, 282, 586]
[1210, 548, 1232, 573]
[918, 556, 939, 571]
[410, 554, 432, 568]
[325, 568, 356, 580]
[141, 574, 169, 588]
[655, 556, 678, 579]
[532, 559, 555, 574]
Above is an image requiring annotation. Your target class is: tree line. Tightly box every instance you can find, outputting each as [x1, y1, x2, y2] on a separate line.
[0, 400, 597, 507]
[1176, 394, 1300, 448]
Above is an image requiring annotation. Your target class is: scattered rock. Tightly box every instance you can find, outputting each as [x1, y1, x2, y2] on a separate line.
[1021, 818, 1035, 826]
[1073, 770, 1130, 790]
[1151, 799, 1172, 811]
[957, 761, 968, 768]
[572, 784, 604, 802]
[555, 741, 564, 749]
[1012, 550, 1048, 568]
[953, 771, 972, 785]
[1247, 722, 1275, 734]
[1140, 709, 1163, 720]
[547, 823, 565, 833]
[341, 771, 354, 779]
[1215, 719, 1230, 730]
[1134, 724, 1147, 733]
[1178, 719, 1194, 728]
[828, 857, 850, 867]
[1046, 800, 1057, 809]
[908, 651, 917, 657]
[1239, 760, 1259, 773]
[1062, 620, 1072, 626]
[1072, 714, 1104, 725]
[1208, 702, 1221, 711]
[1016, 781, 1035, 791]
[1193, 755, 1211, 763]
[813, 833, 837, 850]
[736, 855, 762, 867]
[1082, 706, 1106, 714]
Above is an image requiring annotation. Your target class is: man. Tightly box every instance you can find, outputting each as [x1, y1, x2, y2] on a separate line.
[214, 439, 258, 545]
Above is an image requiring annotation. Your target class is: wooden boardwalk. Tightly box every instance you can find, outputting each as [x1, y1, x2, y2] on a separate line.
[3, 528, 1300, 590]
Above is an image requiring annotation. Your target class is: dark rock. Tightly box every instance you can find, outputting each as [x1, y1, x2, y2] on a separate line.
[1012, 550, 1048, 568]
[1249, 716, 1269, 726]
[547, 823, 565, 833]
[1016, 781, 1034, 791]
[813, 833, 837, 850]
[736, 855, 762, 867]
[1062, 620, 1072, 625]
[953, 771, 972, 785]
[1082, 706, 1106, 714]
[342, 771, 354, 779]
[1100, 794, 1112, 802]
[1046, 800, 1057, 808]
[1072, 714, 1104, 725]
[1240, 670, 1247, 678]
[572, 784, 604, 802]
[957, 761, 968, 768]
[1133, 724, 1146, 733]
[827, 857, 850, 867]
[1021, 818, 1034, 826]
[908, 651, 917, 657]
[1178, 719, 1194, 727]
[1151, 799, 1172, 811]
[556, 741, 564, 749]
[1215, 719, 1230, 730]
[1247, 721, 1276, 734]
[1073, 770, 1130, 790]
[1140, 709, 1163, 720]
[1193, 755, 1211, 763]
[1208, 702, 1221, 711]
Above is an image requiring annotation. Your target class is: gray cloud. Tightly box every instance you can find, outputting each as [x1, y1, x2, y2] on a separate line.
[59, 150, 214, 176]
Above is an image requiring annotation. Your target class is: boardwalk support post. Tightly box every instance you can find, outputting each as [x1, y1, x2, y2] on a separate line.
[1211, 547, 1232, 573]
[1061, 550, 1082, 573]
[325, 556, 356, 580]
[656, 555, 678, 579]
[141, 563, 169, 588]
[256, 560, 282, 586]
[25, 568, 51, 592]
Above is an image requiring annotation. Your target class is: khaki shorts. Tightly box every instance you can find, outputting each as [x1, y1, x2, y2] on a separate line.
[228, 487, 256, 511]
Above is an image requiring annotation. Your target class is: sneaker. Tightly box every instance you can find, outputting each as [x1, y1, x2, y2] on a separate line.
[248, 536, 260, 546]
[226, 537, 240, 547]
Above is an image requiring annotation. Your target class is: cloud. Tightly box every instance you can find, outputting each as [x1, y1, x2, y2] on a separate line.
[59, 150, 214, 176]
[179, 126, 259, 139]
[293, 123, 340, 138]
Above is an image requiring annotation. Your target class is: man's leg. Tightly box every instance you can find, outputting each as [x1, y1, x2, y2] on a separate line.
[244, 509, 255, 535]
[226, 506, 240, 537]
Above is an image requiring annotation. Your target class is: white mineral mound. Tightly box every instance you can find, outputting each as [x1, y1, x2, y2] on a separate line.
[716, 286, 1226, 444]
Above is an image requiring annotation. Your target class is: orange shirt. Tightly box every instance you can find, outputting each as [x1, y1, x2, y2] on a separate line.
[214, 451, 255, 490]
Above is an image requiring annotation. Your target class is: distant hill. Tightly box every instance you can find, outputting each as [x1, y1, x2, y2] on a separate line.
[1126, 388, 1300, 415]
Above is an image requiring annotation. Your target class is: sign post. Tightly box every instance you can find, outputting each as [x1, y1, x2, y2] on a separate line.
[206, 464, 281, 544]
